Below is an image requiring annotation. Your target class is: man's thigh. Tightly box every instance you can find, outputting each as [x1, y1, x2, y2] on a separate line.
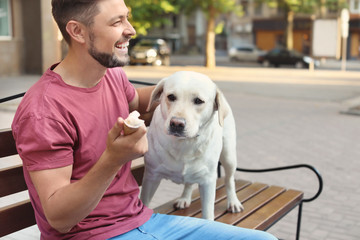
[109, 214, 277, 240]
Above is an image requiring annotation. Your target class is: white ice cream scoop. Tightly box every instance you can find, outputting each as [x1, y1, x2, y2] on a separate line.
[124, 110, 145, 135]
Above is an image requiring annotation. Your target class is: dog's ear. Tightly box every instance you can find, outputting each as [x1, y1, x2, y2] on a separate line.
[215, 88, 230, 127]
[146, 77, 166, 112]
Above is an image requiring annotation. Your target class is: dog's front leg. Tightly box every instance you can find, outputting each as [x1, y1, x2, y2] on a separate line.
[199, 180, 216, 220]
[175, 183, 193, 209]
[140, 173, 161, 207]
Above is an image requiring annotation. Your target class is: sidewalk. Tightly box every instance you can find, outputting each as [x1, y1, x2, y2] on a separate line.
[1, 63, 360, 240]
[171, 51, 360, 72]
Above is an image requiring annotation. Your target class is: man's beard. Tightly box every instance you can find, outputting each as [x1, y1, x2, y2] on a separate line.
[88, 33, 129, 68]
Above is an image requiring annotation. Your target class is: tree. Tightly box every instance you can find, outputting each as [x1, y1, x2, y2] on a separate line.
[176, 0, 242, 68]
[264, 0, 347, 50]
[128, 0, 242, 68]
[126, 0, 176, 36]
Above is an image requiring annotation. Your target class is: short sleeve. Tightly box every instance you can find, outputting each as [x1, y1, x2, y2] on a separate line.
[118, 68, 136, 103]
[14, 116, 75, 171]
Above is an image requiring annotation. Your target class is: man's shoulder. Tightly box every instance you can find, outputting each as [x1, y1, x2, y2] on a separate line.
[105, 67, 127, 80]
[12, 68, 69, 126]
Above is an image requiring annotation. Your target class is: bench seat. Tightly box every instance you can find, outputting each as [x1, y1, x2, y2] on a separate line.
[154, 178, 303, 231]
[0, 162, 303, 237]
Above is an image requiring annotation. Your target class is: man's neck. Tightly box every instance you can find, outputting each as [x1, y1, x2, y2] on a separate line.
[53, 48, 107, 88]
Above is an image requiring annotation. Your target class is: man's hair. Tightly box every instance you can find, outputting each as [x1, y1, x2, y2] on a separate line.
[51, 0, 101, 44]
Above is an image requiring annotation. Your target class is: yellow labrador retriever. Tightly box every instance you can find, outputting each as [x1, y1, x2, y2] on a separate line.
[141, 71, 243, 220]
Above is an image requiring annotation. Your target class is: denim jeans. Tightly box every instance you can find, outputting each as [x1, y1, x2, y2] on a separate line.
[109, 213, 277, 240]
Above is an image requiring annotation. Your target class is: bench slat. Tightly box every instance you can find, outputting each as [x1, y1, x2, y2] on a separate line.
[155, 179, 250, 215]
[0, 129, 17, 158]
[153, 179, 230, 215]
[216, 185, 285, 226]
[168, 179, 251, 217]
[193, 182, 268, 219]
[0, 165, 27, 197]
[0, 200, 36, 237]
[237, 189, 303, 230]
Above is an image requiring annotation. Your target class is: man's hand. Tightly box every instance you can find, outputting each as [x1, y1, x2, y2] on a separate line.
[106, 117, 148, 166]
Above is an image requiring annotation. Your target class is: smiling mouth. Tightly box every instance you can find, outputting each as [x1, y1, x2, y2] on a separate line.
[115, 41, 129, 49]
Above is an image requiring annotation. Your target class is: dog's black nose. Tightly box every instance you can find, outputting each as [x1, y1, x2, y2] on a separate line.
[169, 117, 186, 135]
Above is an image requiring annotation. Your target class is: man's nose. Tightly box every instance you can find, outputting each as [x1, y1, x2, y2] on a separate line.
[124, 20, 136, 37]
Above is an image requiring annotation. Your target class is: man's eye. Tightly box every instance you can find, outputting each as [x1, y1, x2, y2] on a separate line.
[167, 94, 176, 102]
[112, 21, 122, 26]
[194, 97, 204, 105]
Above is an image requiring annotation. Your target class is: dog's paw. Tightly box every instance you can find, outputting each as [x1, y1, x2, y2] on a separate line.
[174, 198, 191, 209]
[227, 199, 244, 213]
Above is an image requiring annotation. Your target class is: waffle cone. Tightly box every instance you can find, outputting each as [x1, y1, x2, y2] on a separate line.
[123, 122, 140, 135]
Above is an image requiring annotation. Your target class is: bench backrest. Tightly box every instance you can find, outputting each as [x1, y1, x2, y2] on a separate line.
[0, 128, 145, 237]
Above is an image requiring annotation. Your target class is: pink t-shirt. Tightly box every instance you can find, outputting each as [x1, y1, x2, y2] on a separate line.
[12, 65, 153, 240]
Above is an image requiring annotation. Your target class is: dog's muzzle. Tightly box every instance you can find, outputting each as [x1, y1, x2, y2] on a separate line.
[169, 117, 186, 137]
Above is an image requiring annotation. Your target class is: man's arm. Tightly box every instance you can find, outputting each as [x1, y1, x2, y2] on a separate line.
[129, 86, 158, 126]
[29, 118, 148, 233]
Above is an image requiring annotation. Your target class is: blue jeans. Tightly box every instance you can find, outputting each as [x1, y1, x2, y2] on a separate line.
[109, 213, 277, 240]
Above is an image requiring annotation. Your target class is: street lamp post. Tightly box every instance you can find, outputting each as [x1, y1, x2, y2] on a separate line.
[341, 8, 350, 71]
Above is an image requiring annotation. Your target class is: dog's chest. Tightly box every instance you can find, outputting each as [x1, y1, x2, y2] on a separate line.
[150, 138, 220, 184]
[155, 158, 212, 184]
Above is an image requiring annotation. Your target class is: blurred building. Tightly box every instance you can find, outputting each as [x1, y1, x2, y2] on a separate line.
[0, 0, 61, 76]
[147, 0, 360, 59]
[349, 0, 360, 59]
[1, 0, 360, 76]
[143, 9, 207, 54]
[228, 0, 360, 59]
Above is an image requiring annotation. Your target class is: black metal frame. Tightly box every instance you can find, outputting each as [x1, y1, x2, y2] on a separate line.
[217, 163, 323, 240]
[0, 92, 26, 104]
[1, 80, 323, 240]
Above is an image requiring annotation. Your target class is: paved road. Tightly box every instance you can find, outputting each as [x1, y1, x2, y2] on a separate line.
[124, 65, 360, 240]
[1, 60, 360, 240]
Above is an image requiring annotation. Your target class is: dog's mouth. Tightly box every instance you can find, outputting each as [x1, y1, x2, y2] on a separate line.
[168, 130, 186, 138]
[168, 130, 199, 139]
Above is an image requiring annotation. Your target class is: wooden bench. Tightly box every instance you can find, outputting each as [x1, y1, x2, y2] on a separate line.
[0, 128, 322, 239]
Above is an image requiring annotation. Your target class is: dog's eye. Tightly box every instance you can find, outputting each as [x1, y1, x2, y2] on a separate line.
[194, 97, 204, 105]
[167, 94, 177, 102]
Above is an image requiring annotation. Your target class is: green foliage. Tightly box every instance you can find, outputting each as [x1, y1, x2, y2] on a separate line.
[125, 0, 245, 67]
[215, 21, 225, 35]
[126, 0, 177, 36]
[126, 0, 243, 36]
[323, 0, 348, 11]
[174, 0, 243, 18]
[264, 0, 348, 14]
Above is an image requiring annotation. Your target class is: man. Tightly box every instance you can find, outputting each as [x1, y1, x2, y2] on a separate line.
[12, 0, 277, 239]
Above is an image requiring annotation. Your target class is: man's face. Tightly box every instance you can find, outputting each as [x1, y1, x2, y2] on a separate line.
[87, 0, 136, 68]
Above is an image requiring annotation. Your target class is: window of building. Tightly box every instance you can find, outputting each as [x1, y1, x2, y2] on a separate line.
[240, 0, 249, 16]
[0, 0, 12, 39]
[254, 1, 262, 16]
[350, 0, 360, 13]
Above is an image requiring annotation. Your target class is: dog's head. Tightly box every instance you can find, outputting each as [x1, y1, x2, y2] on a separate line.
[147, 71, 229, 138]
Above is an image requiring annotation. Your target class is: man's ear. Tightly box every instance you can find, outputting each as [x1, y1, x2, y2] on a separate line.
[66, 20, 86, 44]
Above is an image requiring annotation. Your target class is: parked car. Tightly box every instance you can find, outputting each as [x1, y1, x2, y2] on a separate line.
[258, 48, 319, 68]
[228, 45, 266, 62]
[129, 38, 171, 66]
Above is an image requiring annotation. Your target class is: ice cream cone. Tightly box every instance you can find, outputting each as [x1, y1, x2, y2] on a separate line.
[123, 122, 140, 135]
[123, 110, 144, 135]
